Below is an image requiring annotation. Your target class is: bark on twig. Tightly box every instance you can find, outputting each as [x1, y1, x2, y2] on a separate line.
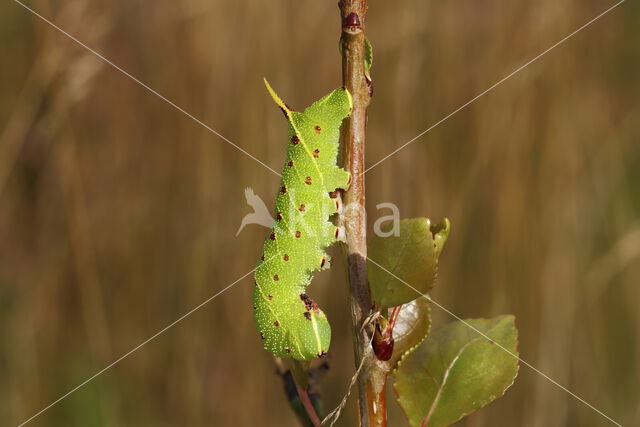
[295, 383, 322, 427]
[338, 1, 387, 426]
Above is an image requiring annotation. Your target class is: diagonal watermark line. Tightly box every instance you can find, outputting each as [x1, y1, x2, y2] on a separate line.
[366, 256, 623, 427]
[17, 264, 260, 427]
[364, 0, 626, 176]
[12, 0, 282, 178]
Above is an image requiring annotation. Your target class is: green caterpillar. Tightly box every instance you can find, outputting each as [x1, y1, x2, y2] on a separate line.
[253, 79, 352, 360]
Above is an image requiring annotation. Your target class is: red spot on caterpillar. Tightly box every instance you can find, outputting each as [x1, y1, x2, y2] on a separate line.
[303, 312, 311, 320]
[267, 295, 273, 300]
[260, 254, 265, 261]
[285, 348, 291, 353]
[335, 200, 340, 210]
[305, 176, 312, 185]
[299, 204, 305, 212]
[273, 274, 279, 281]
[280, 186, 287, 194]
[320, 256, 326, 268]
[283, 254, 289, 261]
[270, 233, 276, 240]
[276, 212, 282, 221]
[313, 149, 320, 158]
[343, 12, 361, 28]
[334, 228, 340, 238]
[274, 321, 280, 327]
[329, 191, 338, 199]
[318, 351, 327, 358]
[295, 231, 301, 238]
[291, 135, 299, 145]
[314, 125, 321, 134]
[288, 160, 294, 167]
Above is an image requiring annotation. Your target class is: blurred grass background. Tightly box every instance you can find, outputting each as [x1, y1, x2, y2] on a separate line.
[1, 0, 639, 426]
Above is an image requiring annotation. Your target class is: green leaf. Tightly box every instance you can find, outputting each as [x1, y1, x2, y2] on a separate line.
[388, 298, 431, 369]
[394, 316, 519, 427]
[368, 218, 450, 308]
[364, 38, 373, 76]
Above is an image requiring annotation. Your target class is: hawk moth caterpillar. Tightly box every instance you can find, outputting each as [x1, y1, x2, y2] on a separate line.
[253, 79, 352, 360]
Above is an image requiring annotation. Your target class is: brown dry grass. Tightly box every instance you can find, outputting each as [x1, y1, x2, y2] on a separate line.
[1, 1, 638, 426]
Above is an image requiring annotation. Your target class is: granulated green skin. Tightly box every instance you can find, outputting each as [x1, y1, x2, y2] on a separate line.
[253, 80, 352, 360]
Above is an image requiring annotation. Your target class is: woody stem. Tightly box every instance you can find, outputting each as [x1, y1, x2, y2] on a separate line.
[339, 1, 386, 426]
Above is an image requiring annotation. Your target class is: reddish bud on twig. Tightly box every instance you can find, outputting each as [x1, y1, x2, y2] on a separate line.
[372, 316, 394, 361]
[343, 12, 361, 28]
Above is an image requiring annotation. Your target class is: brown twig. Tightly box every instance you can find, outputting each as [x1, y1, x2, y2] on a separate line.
[295, 383, 322, 427]
[338, 1, 387, 426]
[276, 358, 326, 427]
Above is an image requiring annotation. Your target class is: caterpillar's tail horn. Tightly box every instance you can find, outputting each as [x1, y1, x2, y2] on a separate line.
[263, 78, 293, 117]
